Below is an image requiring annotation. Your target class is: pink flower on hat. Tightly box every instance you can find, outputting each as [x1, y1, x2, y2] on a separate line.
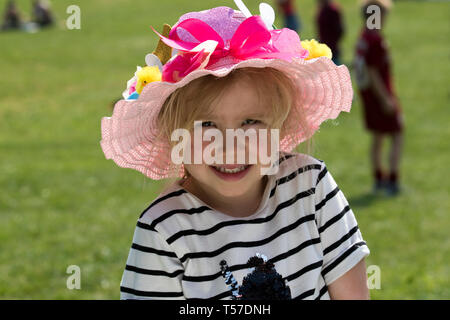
[152, 6, 309, 83]
[161, 40, 219, 83]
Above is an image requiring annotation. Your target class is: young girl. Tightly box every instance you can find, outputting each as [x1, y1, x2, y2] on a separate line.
[101, 4, 370, 300]
[354, 0, 404, 195]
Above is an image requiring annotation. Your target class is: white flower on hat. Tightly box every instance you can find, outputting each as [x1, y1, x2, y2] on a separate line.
[145, 53, 163, 72]
[234, 0, 276, 30]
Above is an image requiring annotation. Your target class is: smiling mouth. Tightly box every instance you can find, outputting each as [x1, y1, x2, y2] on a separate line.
[213, 165, 250, 173]
[212, 165, 251, 174]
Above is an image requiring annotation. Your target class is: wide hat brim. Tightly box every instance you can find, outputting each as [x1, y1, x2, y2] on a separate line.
[100, 56, 353, 180]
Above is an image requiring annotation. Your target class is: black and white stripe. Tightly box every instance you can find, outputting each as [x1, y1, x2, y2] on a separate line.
[120, 152, 370, 300]
[166, 187, 315, 245]
[139, 189, 188, 219]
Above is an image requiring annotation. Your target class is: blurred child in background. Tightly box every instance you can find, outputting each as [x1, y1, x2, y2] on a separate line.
[316, 0, 344, 65]
[354, 0, 404, 196]
[32, 0, 54, 28]
[276, 0, 301, 32]
[1, 0, 22, 31]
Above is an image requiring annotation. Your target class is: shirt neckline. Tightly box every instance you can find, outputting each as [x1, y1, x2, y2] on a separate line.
[170, 173, 277, 221]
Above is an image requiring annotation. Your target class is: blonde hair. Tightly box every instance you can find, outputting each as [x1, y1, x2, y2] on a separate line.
[157, 68, 304, 142]
[156, 67, 314, 189]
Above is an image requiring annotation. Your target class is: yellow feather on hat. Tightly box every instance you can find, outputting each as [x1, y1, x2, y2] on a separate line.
[301, 39, 333, 60]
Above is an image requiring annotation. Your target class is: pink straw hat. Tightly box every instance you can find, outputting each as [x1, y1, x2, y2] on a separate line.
[100, 5, 353, 180]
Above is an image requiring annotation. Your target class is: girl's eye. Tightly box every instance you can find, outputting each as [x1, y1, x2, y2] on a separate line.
[242, 119, 260, 126]
[201, 121, 215, 127]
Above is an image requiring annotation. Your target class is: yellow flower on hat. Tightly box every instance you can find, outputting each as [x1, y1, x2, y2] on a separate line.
[135, 66, 162, 94]
[301, 39, 333, 60]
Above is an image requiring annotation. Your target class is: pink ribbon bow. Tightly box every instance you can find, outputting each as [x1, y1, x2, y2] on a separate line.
[152, 15, 308, 83]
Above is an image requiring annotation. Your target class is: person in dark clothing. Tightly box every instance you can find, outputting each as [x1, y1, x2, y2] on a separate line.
[32, 0, 54, 28]
[1, 0, 23, 31]
[277, 0, 301, 32]
[354, 0, 404, 196]
[316, 0, 344, 65]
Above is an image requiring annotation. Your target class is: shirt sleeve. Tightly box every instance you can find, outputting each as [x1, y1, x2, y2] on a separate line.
[314, 162, 370, 285]
[119, 219, 185, 300]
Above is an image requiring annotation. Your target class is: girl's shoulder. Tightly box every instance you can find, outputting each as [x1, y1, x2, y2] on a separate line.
[267, 151, 327, 197]
[276, 151, 325, 178]
[137, 181, 192, 229]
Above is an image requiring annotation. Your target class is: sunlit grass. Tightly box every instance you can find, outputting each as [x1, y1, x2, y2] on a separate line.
[0, 0, 448, 299]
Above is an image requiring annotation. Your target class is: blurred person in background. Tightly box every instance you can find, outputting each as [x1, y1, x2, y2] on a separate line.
[1, 0, 23, 31]
[353, 0, 404, 196]
[31, 0, 53, 28]
[316, 0, 344, 65]
[276, 0, 301, 32]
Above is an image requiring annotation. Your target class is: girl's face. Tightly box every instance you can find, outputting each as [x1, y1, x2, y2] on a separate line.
[183, 79, 276, 200]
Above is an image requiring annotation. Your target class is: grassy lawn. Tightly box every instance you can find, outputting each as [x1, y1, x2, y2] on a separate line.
[0, 0, 448, 299]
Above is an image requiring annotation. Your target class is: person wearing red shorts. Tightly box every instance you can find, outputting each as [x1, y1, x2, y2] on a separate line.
[354, 0, 403, 195]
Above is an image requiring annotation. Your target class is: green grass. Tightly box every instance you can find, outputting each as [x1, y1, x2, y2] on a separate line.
[0, 0, 448, 299]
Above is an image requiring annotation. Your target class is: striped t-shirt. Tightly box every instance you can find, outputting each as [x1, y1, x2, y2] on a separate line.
[120, 152, 370, 300]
